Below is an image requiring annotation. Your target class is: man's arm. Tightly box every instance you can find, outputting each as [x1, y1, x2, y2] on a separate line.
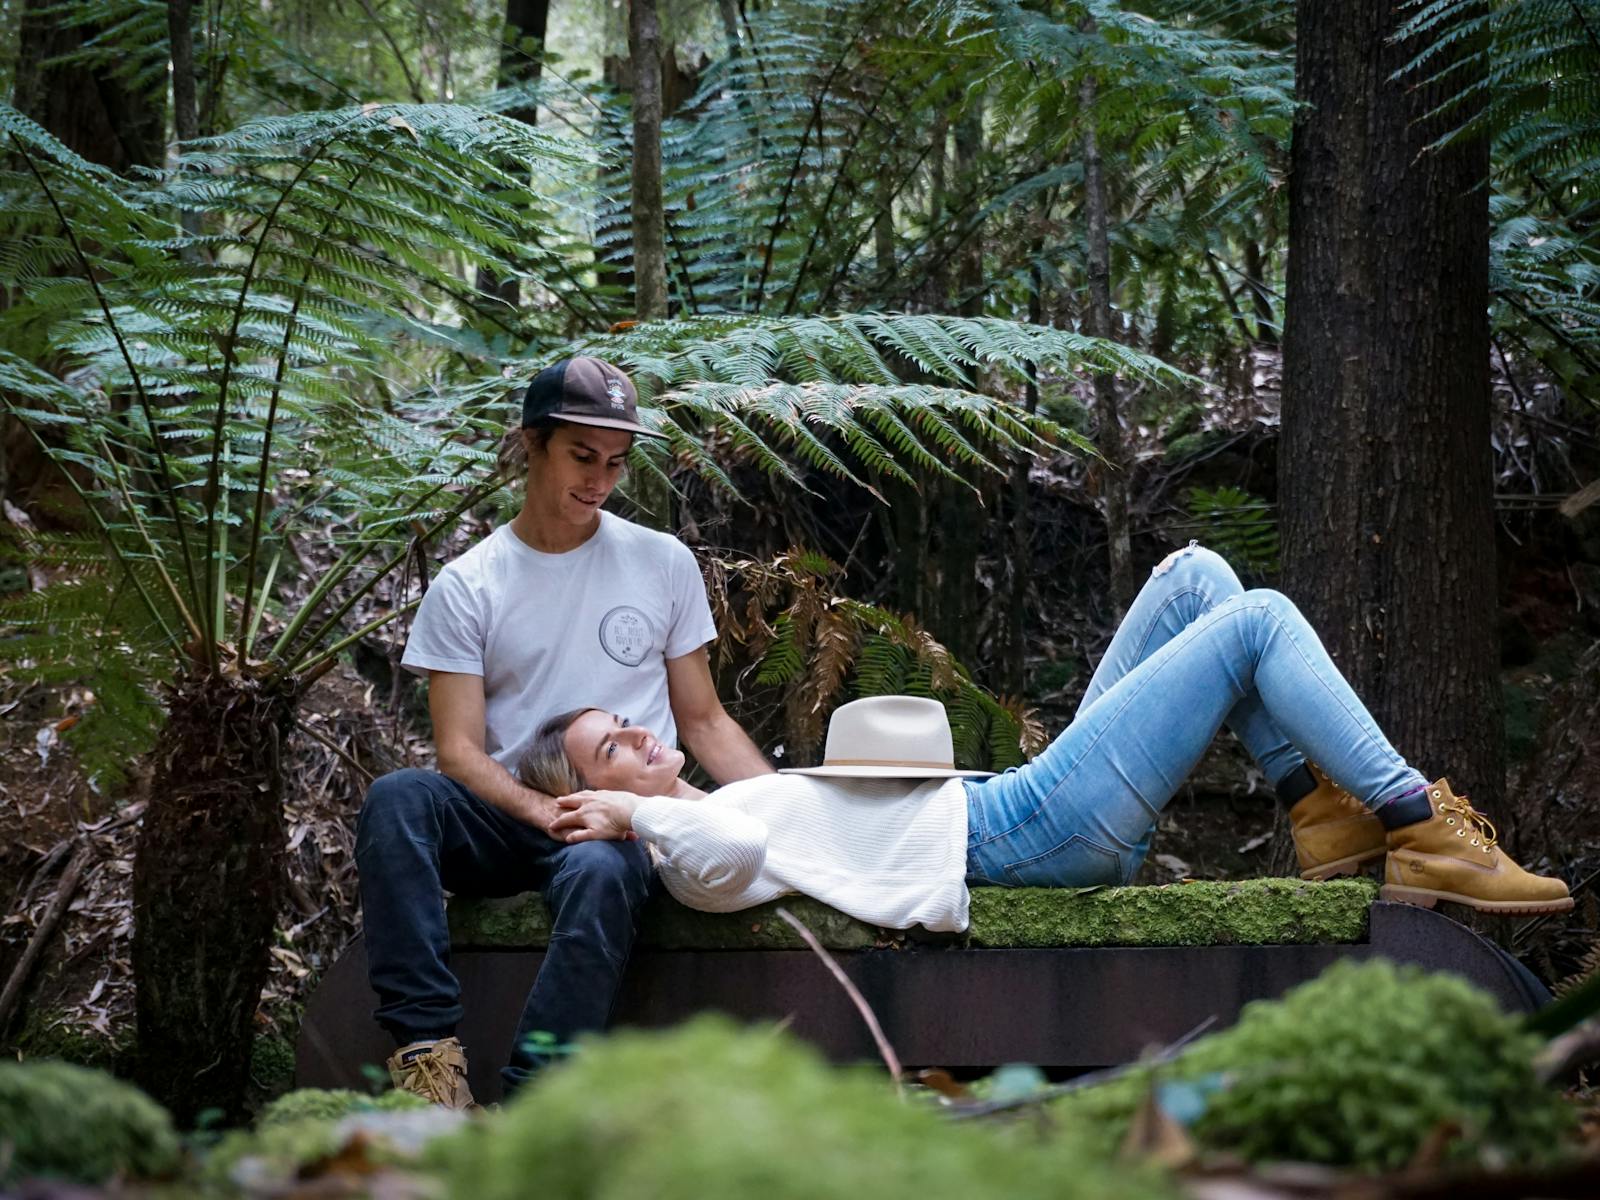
[666, 646, 773, 785]
[429, 671, 561, 833]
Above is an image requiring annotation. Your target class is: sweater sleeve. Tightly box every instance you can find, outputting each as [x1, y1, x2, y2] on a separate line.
[631, 794, 768, 909]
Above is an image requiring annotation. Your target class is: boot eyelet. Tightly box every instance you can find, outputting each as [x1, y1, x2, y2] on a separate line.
[1445, 818, 1455, 825]
[1456, 829, 1466, 837]
[1482, 847, 1492, 854]
[1470, 838, 1479, 846]
[1431, 790, 1441, 799]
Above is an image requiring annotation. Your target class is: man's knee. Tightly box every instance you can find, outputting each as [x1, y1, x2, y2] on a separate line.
[357, 768, 444, 850]
[548, 840, 653, 911]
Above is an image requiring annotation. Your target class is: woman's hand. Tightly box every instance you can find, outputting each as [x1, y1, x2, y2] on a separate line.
[550, 790, 643, 843]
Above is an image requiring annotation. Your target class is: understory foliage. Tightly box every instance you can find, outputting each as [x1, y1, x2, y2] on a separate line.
[0, 95, 1180, 784]
[1399, 0, 1600, 406]
[705, 547, 1046, 768]
[1057, 959, 1575, 1170]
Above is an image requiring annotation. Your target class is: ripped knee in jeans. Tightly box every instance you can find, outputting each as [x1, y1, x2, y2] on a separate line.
[1151, 539, 1203, 578]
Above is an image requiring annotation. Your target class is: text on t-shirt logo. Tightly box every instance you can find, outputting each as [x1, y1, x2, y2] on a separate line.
[599, 605, 651, 667]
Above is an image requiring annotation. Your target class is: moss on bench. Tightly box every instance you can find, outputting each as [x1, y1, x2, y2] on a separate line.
[447, 877, 1378, 952]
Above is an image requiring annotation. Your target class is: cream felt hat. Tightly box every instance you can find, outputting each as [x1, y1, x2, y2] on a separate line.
[779, 695, 995, 779]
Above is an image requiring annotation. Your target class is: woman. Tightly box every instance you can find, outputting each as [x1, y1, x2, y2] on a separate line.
[527, 545, 1571, 930]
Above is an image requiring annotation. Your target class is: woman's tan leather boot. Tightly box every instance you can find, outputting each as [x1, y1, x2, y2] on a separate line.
[1288, 763, 1386, 880]
[1379, 779, 1573, 914]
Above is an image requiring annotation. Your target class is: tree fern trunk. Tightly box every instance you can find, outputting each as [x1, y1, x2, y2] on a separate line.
[630, 0, 669, 320]
[1281, 0, 1501, 805]
[1079, 56, 1135, 615]
[132, 672, 293, 1124]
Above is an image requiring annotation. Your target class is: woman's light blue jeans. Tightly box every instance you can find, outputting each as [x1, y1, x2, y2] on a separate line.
[964, 544, 1428, 887]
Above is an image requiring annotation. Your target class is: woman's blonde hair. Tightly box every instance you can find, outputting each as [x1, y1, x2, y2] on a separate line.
[517, 706, 597, 796]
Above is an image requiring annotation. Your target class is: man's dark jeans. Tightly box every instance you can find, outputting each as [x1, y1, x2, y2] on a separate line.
[355, 768, 653, 1093]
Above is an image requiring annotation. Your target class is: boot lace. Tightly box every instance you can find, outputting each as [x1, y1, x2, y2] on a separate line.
[1439, 796, 1497, 854]
[403, 1046, 463, 1104]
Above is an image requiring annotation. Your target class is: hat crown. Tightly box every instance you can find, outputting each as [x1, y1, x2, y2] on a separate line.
[821, 696, 955, 770]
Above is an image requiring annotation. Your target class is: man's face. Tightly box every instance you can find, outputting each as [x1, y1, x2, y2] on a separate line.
[526, 422, 632, 529]
[564, 709, 685, 794]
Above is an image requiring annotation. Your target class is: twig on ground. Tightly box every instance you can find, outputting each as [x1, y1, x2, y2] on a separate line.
[947, 1015, 1218, 1120]
[0, 842, 94, 1032]
[296, 718, 375, 787]
[774, 905, 903, 1091]
[1535, 1016, 1600, 1083]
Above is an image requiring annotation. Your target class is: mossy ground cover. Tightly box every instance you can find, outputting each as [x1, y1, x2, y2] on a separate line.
[426, 1016, 1177, 1200]
[1054, 959, 1575, 1170]
[448, 877, 1379, 950]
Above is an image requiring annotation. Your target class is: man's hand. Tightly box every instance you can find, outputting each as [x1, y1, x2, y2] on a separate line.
[550, 790, 643, 843]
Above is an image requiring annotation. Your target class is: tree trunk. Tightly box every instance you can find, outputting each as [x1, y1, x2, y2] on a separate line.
[12, 0, 164, 172]
[1280, 1, 1500, 804]
[629, 0, 668, 320]
[1079, 61, 1135, 615]
[475, 0, 550, 306]
[132, 672, 294, 1124]
[932, 102, 986, 663]
[168, 0, 198, 146]
[1002, 228, 1045, 695]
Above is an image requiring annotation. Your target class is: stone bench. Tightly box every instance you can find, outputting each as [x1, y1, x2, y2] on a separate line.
[295, 879, 1549, 1102]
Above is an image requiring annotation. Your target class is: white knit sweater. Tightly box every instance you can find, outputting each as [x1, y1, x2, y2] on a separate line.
[631, 774, 971, 932]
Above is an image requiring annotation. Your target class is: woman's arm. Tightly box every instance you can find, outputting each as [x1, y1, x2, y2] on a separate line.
[551, 789, 767, 904]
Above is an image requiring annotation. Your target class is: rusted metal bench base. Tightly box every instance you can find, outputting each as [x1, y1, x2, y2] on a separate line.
[295, 901, 1547, 1103]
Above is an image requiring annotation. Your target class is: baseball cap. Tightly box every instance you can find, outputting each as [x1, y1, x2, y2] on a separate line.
[515, 356, 668, 440]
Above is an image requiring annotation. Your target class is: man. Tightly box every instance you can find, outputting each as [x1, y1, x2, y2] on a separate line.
[356, 356, 772, 1107]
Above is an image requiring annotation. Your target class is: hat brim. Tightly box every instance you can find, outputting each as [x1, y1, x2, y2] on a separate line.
[547, 413, 670, 440]
[779, 765, 995, 779]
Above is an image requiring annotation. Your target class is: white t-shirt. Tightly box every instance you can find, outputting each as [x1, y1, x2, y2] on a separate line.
[401, 511, 717, 771]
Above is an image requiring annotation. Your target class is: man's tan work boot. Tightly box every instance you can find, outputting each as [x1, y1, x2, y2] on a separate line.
[387, 1037, 476, 1109]
[1288, 763, 1386, 880]
[1380, 779, 1573, 915]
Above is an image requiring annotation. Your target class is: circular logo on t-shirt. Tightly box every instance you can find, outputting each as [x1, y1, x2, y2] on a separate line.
[598, 605, 651, 667]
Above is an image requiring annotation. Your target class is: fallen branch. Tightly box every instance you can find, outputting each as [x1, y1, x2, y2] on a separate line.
[948, 1015, 1218, 1120]
[0, 842, 94, 1032]
[774, 905, 903, 1091]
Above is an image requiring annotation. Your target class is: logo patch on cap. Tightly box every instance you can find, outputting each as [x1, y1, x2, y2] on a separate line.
[605, 378, 627, 411]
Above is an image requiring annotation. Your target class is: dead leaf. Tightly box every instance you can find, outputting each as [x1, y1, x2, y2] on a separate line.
[1153, 852, 1191, 877]
[1236, 832, 1271, 855]
[1119, 1083, 1197, 1170]
[386, 115, 419, 141]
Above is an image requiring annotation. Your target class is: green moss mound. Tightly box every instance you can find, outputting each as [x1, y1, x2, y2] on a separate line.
[0, 1059, 182, 1185]
[428, 1017, 1174, 1200]
[257, 1086, 429, 1128]
[449, 878, 1378, 951]
[1058, 960, 1573, 1170]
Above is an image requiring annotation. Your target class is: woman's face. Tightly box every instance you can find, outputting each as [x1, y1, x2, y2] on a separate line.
[563, 709, 685, 794]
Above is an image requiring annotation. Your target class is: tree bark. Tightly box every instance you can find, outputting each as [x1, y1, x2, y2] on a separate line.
[1280, 1, 1500, 804]
[935, 102, 986, 663]
[475, 0, 550, 306]
[168, 0, 198, 146]
[1079, 60, 1135, 615]
[629, 0, 669, 320]
[12, 0, 164, 173]
[132, 673, 294, 1124]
